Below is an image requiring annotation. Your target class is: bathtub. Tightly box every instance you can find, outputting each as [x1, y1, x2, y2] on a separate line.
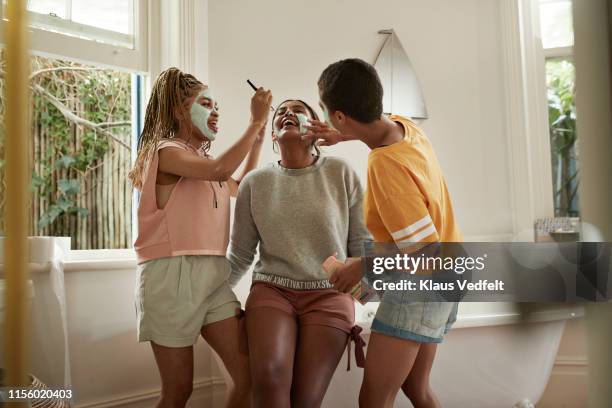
[321, 302, 583, 408]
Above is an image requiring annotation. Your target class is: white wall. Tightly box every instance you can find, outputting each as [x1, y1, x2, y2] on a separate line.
[207, 0, 514, 240]
[65, 263, 225, 407]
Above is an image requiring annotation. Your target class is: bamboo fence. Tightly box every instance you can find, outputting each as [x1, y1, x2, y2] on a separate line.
[1, 55, 133, 250]
[30, 101, 133, 250]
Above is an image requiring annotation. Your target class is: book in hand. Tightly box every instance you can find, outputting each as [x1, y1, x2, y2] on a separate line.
[323, 255, 377, 305]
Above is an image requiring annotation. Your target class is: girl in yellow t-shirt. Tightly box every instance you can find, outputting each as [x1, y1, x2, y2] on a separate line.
[305, 58, 462, 408]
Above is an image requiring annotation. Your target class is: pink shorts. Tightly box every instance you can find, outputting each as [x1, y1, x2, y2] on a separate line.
[246, 282, 355, 333]
[245, 282, 366, 369]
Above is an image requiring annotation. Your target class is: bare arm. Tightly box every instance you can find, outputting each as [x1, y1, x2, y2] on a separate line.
[158, 89, 272, 182]
[235, 130, 264, 183]
[227, 124, 265, 196]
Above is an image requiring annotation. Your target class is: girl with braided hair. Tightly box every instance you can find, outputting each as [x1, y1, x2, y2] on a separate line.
[130, 67, 272, 408]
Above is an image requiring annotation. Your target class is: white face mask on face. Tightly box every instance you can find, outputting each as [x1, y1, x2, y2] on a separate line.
[322, 104, 337, 131]
[275, 112, 309, 139]
[190, 88, 217, 141]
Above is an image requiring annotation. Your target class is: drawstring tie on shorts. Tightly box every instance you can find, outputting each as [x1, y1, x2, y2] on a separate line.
[346, 325, 366, 370]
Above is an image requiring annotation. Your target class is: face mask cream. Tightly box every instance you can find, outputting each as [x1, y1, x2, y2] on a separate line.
[322, 104, 337, 131]
[190, 88, 217, 141]
[275, 112, 309, 139]
[296, 113, 309, 134]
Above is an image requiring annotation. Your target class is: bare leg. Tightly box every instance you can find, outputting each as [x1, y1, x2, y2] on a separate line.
[201, 316, 252, 408]
[246, 307, 298, 408]
[359, 333, 421, 408]
[291, 325, 348, 408]
[150, 343, 194, 408]
[401, 343, 441, 408]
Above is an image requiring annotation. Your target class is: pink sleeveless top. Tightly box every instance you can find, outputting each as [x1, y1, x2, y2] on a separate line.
[134, 140, 230, 264]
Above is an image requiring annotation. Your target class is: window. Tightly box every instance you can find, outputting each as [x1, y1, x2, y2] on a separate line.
[25, 0, 135, 48]
[0, 53, 142, 249]
[0, 0, 147, 72]
[539, 0, 574, 50]
[0, 0, 149, 250]
[539, 0, 579, 217]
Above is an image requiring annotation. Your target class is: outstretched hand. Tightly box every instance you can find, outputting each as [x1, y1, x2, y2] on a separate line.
[301, 119, 348, 146]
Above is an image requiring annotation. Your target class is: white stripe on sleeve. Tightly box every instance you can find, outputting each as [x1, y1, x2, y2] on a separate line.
[397, 223, 437, 243]
[391, 214, 433, 240]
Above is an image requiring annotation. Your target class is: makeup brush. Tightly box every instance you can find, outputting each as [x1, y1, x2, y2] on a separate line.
[247, 79, 274, 111]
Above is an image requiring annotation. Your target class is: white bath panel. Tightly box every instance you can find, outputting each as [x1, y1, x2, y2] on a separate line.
[324, 302, 579, 407]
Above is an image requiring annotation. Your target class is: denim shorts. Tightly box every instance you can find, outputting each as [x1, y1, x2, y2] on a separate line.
[371, 297, 458, 343]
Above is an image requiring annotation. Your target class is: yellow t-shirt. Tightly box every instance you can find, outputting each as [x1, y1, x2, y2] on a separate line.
[364, 115, 462, 243]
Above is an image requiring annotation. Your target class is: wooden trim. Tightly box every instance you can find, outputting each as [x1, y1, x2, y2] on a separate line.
[554, 356, 589, 367]
[4, 0, 31, 387]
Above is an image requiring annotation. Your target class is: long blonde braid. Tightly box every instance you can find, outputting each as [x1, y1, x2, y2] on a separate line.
[128, 67, 206, 189]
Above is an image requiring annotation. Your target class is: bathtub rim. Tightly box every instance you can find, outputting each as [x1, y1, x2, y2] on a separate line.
[356, 302, 585, 332]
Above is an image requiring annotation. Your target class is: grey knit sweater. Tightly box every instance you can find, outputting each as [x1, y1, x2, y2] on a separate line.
[227, 156, 371, 290]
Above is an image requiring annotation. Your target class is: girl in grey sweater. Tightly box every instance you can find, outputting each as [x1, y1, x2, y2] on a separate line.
[228, 99, 371, 407]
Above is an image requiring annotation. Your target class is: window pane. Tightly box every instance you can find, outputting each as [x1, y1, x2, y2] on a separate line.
[18, 0, 135, 48]
[0, 52, 137, 249]
[546, 59, 579, 217]
[539, 0, 574, 49]
[72, 0, 133, 35]
[27, 0, 67, 18]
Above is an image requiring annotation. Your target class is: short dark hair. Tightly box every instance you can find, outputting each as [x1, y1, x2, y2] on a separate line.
[318, 58, 383, 123]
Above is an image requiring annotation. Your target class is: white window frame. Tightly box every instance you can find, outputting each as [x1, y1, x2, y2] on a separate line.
[28, 10, 133, 49]
[500, 0, 556, 241]
[544, 46, 573, 59]
[500, 0, 578, 241]
[0, 0, 148, 73]
[1, 0, 207, 259]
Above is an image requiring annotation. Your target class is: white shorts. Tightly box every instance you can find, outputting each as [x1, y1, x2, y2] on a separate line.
[135, 255, 240, 347]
